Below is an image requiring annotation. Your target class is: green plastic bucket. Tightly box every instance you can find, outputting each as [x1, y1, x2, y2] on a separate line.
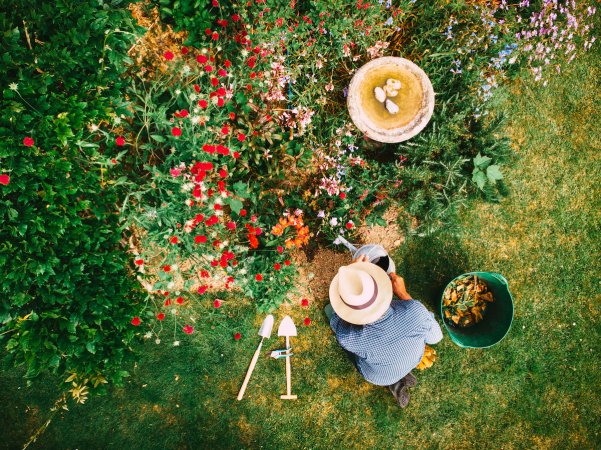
[440, 272, 514, 348]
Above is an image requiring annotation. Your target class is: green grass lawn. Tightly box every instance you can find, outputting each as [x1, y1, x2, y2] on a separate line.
[2, 50, 600, 450]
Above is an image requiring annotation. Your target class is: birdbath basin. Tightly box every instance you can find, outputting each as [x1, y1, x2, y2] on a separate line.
[347, 57, 435, 143]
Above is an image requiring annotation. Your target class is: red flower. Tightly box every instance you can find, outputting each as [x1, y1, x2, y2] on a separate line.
[0, 174, 10, 186]
[157, 313, 165, 321]
[164, 51, 174, 60]
[247, 57, 257, 69]
[221, 126, 229, 135]
[217, 98, 225, 107]
[232, 14, 240, 22]
[304, 317, 311, 326]
[204, 65, 213, 72]
[226, 221, 236, 230]
[234, 332, 241, 340]
[301, 298, 309, 307]
[181, 46, 189, 55]
[198, 99, 208, 108]
[251, 215, 257, 223]
[224, 59, 231, 68]
[216, 87, 226, 97]
[255, 273, 263, 281]
[211, 31, 219, 41]
[237, 133, 246, 142]
[134, 258, 144, 266]
[164, 298, 171, 306]
[219, 169, 228, 178]
[176, 296, 184, 304]
[182, 325, 194, 334]
[339, 192, 346, 199]
[23, 137, 34, 147]
[163, 265, 171, 272]
[277, 246, 283, 254]
[284, 260, 291, 266]
[171, 127, 182, 137]
[197, 54, 208, 64]
[194, 235, 207, 244]
[198, 285, 208, 294]
[240, 209, 247, 216]
[131, 317, 141, 326]
[346, 221, 353, 229]
[116, 136, 125, 146]
[211, 77, 219, 87]
[274, 263, 281, 271]
[170, 236, 179, 244]
[213, 299, 222, 308]
[233, 151, 241, 159]
[218, 68, 228, 77]
[176, 109, 189, 118]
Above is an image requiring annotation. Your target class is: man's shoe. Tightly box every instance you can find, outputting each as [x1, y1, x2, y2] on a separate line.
[403, 372, 417, 388]
[388, 380, 411, 408]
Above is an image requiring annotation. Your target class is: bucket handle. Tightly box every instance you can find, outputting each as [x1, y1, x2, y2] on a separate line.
[490, 272, 509, 285]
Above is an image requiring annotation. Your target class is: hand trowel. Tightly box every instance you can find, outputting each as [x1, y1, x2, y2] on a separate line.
[237, 314, 274, 401]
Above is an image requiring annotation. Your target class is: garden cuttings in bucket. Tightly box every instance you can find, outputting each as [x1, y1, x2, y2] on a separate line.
[442, 275, 495, 328]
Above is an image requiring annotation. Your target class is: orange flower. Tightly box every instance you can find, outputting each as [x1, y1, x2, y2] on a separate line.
[249, 233, 259, 249]
[271, 223, 284, 236]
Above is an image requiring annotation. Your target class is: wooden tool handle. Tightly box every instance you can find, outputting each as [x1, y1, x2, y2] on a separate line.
[237, 340, 263, 401]
[280, 336, 297, 400]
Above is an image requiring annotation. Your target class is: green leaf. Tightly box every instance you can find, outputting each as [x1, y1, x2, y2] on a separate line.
[486, 165, 503, 182]
[86, 342, 96, 354]
[228, 198, 244, 215]
[150, 134, 166, 142]
[473, 153, 492, 169]
[472, 170, 487, 190]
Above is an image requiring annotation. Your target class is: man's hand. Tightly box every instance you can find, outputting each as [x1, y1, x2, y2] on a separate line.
[389, 272, 412, 300]
[351, 254, 369, 264]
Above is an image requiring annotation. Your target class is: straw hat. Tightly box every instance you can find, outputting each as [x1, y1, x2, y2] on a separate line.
[329, 262, 393, 325]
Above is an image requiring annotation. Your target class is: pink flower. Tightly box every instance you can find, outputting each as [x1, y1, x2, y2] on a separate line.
[23, 137, 34, 147]
[198, 285, 208, 294]
[182, 325, 194, 334]
[0, 174, 9, 186]
[277, 246, 283, 254]
[170, 167, 182, 177]
[116, 136, 125, 146]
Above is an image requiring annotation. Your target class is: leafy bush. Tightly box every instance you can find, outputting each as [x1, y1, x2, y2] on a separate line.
[0, 0, 144, 389]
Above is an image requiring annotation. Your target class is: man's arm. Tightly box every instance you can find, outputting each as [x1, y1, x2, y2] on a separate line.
[424, 313, 443, 344]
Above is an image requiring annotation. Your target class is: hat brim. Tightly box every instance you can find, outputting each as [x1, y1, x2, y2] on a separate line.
[329, 262, 393, 325]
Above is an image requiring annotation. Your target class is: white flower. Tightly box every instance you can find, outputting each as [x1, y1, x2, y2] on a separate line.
[144, 331, 152, 339]
[317, 210, 325, 219]
[175, 89, 181, 96]
[171, 264, 178, 271]
[173, 341, 180, 347]
[185, 199, 194, 207]
[168, 282, 174, 289]
[171, 308, 177, 315]
[9, 83, 18, 91]
[329, 217, 339, 226]
[155, 338, 161, 344]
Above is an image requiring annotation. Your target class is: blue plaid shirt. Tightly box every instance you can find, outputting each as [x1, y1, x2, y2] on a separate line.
[330, 299, 443, 386]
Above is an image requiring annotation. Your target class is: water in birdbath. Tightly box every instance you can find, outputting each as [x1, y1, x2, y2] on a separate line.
[359, 67, 424, 130]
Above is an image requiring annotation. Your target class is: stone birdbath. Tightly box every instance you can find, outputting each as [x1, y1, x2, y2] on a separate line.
[347, 57, 435, 143]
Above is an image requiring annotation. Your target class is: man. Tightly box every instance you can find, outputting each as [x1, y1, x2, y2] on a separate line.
[325, 254, 443, 408]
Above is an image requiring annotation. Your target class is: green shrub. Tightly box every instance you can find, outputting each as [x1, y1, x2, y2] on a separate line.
[0, 0, 144, 389]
